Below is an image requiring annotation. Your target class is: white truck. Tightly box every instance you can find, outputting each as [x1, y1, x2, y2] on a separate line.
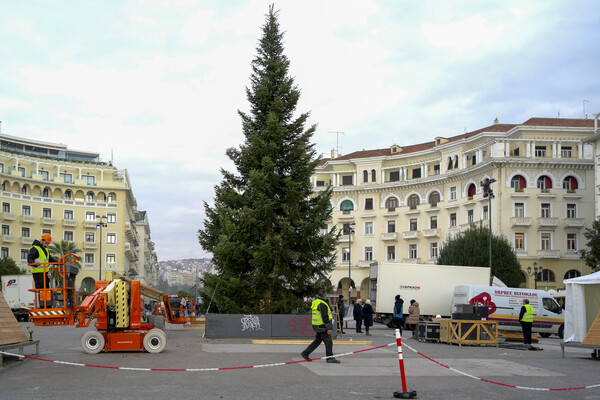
[452, 285, 564, 338]
[374, 263, 491, 326]
[1, 274, 35, 321]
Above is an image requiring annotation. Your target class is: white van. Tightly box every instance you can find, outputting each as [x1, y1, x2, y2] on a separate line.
[452, 285, 564, 338]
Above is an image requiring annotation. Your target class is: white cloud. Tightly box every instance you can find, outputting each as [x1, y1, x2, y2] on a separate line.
[421, 15, 504, 53]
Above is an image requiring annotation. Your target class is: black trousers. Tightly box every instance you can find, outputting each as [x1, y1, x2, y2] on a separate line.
[355, 317, 363, 332]
[32, 272, 51, 308]
[521, 321, 533, 345]
[302, 330, 333, 357]
[392, 317, 403, 333]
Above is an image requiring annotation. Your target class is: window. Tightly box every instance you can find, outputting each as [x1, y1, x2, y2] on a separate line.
[412, 168, 421, 179]
[64, 190, 72, 200]
[107, 193, 116, 203]
[447, 157, 453, 170]
[387, 245, 396, 261]
[363, 170, 369, 183]
[409, 244, 418, 259]
[561, 146, 572, 158]
[1, 247, 8, 258]
[64, 231, 74, 241]
[566, 233, 577, 251]
[22, 205, 31, 216]
[86, 192, 95, 202]
[43, 208, 52, 218]
[340, 200, 354, 212]
[450, 213, 457, 227]
[483, 205, 489, 220]
[454, 155, 458, 169]
[341, 175, 353, 185]
[385, 197, 399, 210]
[467, 209, 474, 224]
[85, 232, 95, 243]
[514, 233, 525, 250]
[107, 213, 117, 224]
[535, 146, 546, 157]
[540, 203, 551, 218]
[64, 210, 74, 220]
[433, 164, 440, 175]
[21, 227, 30, 238]
[450, 187, 457, 200]
[1, 225, 9, 235]
[514, 203, 525, 218]
[430, 216, 438, 229]
[2, 202, 10, 213]
[42, 188, 49, 198]
[85, 253, 94, 264]
[467, 184, 476, 198]
[342, 247, 350, 262]
[540, 232, 552, 250]
[364, 246, 373, 261]
[542, 297, 561, 313]
[364, 198, 373, 210]
[430, 242, 438, 259]
[539, 269, 555, 282]
[537, 176, 552, 190]
[85, 212, 96, 221]
[564, 270, 580, 280]
[371, 169, 376, 182]
[407, 195, 420, 209]
[42, 229, 51, 235]
[387, 220, 396, 233]
[342, 223, 354, 235]
[82, 175, 96, 186]
[566, 204, 577, 219]
[60, 173, 73, 184]
[563, 176, 578, 190]
[511, 175, 526, 190]
[389, 171, 400, 182]
[106, 254, 116, 266]
[364, 221, 374, 236]
[106, 233, 116, 244]
[21, 249, 28, 261]
[38, 170, 49, 180]
[21, 185, 27, 194]
[429, 191, 440, 205]
[409, 218, 418, 231]
[18, 167, 25, 177]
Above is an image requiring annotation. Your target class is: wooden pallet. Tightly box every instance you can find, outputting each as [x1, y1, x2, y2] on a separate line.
[582, 311, 600, 346]
[0, 291, 27, 346]
[444, 319, 498, 346]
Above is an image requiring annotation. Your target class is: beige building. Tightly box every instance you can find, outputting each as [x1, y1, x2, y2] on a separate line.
[0, 133, 157, 293]
[313, 118, 596, 300]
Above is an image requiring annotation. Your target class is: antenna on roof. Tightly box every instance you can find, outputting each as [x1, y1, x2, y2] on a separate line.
[584, 100, 590, 118]
[557, 109, 560, 118]
[329, 131, 344, 157]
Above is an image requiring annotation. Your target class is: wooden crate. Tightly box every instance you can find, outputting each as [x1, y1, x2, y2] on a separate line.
[439, 319, 450, 343]
[447, 319, 498, 346]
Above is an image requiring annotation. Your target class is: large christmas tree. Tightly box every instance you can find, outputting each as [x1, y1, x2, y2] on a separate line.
[198, 6, 337, 314]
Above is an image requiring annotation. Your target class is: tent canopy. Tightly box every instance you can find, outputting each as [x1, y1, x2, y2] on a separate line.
[564, 271, 600, 342]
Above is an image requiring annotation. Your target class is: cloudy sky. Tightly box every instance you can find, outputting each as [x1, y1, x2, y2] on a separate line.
[1, 1, 598, 260]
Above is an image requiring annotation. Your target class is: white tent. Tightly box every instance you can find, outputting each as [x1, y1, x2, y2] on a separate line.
[564, 271, 600, 342]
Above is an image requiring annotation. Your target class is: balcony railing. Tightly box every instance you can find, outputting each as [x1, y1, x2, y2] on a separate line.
[563, 218, 584, 228]
[537, 217, 559, 228]
[537, 249, 560, 259]
[1, 212, 16, 221]
[511, 217, 532, 227]
[84, 241, 97, 249]
[423, 229, 440, 238]
[63, 220, 77, 227]
[20, 215, 36, 224]
[403, 231, 419, 240]
[0, 234, 15, 243]
[381, 232, 398, 241]
[42, 217, 56, 226]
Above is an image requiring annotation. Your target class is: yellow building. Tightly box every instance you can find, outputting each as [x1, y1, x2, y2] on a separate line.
[0, 133, 157, 293]
[313, 118, 596, 298]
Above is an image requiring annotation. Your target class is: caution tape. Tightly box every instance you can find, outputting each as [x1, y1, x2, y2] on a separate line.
[1, 343, 599, 392]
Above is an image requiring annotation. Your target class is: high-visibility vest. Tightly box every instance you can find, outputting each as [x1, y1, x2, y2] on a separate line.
[311, 298, 332, 326]
[520, 304, 534, 323]
[30, 245, 49, 274]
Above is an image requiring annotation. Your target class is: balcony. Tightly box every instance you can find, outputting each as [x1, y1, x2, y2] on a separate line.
[402, 258, 421, 264]
[511, 217, 532, 227]
[84, 221, 98, 229]
[0, 235, 15, 243]
[563, 218, 584, 228]
[537, 249, 560, 259]
[537, 217, 558, 228]
[358, 261, 373, 268]
[63, 220, 77, 228]
[125, 242, 139, 262]
[125, 222, 139, 246]
[20, 215, 36, 224]
[84, 241, 97, 249]
[381, 232, 398, 241]
[1, 212, 15, 221]
[42, 218, 56, 226]
[21, 237, 32, 245]
[339, 235, 354, 243]
[423, 229, 440, 238]
[403, 231, 419, 240]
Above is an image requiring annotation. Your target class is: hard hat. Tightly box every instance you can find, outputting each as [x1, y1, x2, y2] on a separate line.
[41, 233, 52, 243]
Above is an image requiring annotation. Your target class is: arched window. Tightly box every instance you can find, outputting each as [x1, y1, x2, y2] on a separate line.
[564, 269, 581, 280]
[107, 193, 116, 203]
[86, 191, 95, 202]
[65, 190, 72, 200]
[428, 191, 440, 205]
[363, 170, 369, 183]
[42, 187, 49, 198]
[538, 269, 555, 282]
[454, 155, 459, 169]
[385, 197, 399, 210]
[340, 200, 354, 211]
[407, 194, 420, 209]
[447, 157, 453, 170]
[563, 176, 578, 190]
[22, 185, 28, 195]
[371, 169, 376, 182]
[536, 175, 553, 190]
[511, 175, 526, 190]
[467, 183, 476, 198]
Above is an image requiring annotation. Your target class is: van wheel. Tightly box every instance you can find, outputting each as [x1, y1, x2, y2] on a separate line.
[539, 333, 551, 338]
[558, 325, 564, 339]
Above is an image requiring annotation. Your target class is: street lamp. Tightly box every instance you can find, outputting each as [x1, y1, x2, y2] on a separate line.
[527, 262, 541, 290]
[347, 222, 355, 303]
[96, 215, 108, 281]
[481, 178, 496, 285]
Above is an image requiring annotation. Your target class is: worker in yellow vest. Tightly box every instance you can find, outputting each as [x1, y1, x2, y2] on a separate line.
[28, 233, 55, 308]
[301, 289, 340, 363]
[519, 298, 535, 349]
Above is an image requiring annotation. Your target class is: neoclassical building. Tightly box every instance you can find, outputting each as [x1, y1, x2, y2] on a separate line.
[0, 133, 158, 293]
[313, 118, 596, 300]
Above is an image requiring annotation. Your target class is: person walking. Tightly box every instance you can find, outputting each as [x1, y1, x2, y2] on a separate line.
[392, 294, 404, 335]
[407, 299, 420, 339]
[301, 290, 340, 363]
[337, 294, 346, 334]
[363, 299, 374, 336]
[519, 298, 534, 349]
[353, 299, 363, 333]
[180, 296, 188, 317]
[28, 233, 55, 309]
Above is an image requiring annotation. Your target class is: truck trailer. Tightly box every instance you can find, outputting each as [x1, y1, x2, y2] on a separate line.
[374, 263, 491, 326]
[1, 274, 35, 321]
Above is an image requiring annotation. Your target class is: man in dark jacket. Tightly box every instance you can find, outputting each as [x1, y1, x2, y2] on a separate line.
[28, 233, 56, 308]
[392, 294, 404, 334]
[337, 294, 346, 334]
[301, 290, 340, 363]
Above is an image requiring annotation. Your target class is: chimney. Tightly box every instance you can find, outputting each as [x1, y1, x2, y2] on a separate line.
[331, 149, 335, 158]
[494, 118, 499, 125]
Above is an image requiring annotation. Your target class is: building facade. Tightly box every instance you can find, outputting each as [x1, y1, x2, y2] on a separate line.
[0, 133, 157, 293]
[313, 118, 596, 300]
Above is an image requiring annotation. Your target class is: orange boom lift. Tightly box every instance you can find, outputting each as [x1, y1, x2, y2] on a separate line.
[29, 254, 179, 353]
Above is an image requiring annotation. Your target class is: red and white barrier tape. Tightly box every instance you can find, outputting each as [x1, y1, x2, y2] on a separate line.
[1, 343, 599, 391]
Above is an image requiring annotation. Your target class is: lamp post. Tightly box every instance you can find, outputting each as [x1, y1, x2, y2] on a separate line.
[96, 215, 108, 281]
[348, 222, 355, 303]
[527, 262, 541, 290]
[481, 178, 496, 285]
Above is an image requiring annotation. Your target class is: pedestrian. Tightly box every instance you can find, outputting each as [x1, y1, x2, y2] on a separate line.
[407, 299, 420, 339]
[392, 294, 404, 335]
[337, 294, 346, 334]
[353, 299, 363, 333]
[363, 299, 374, 336]
[301, 289, 340, 363]
[519, 298, 534, 349]
[180, 296, 188, 317]
[28, 233, 56, 309]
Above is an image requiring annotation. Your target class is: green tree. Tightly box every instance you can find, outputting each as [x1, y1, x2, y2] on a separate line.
[48, 240, 83, 267]
[580, 219, 600, 272]
[437, 226, 522, 287]
[0, 257, 23, 276]
[198, 6, 337, 314]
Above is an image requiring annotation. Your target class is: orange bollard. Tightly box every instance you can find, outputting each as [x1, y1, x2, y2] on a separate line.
[394, 328, 417, 399]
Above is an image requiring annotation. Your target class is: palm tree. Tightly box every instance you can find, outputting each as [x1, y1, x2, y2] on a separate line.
[48, 240, 82, 285]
